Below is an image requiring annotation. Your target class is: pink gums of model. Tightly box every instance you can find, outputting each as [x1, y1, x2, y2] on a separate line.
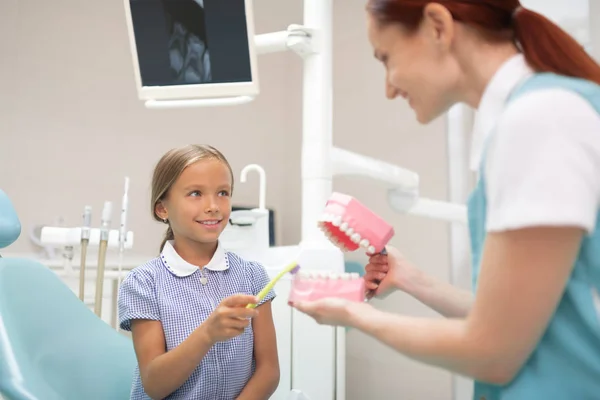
[288, 271, 366, 304]
[317, 192, 394, 254]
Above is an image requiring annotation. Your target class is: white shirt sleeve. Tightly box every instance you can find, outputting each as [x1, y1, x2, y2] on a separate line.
[485, 88, 600, 234]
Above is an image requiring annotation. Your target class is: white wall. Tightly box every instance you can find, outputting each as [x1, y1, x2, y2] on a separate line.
[0, 0, 460, 399]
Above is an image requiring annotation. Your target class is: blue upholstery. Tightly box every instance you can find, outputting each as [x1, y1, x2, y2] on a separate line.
[0, 259, 137, 400]
[0, 190, 137, 400]
[0, 189, 21, 249]
[344, 260, 364, 277]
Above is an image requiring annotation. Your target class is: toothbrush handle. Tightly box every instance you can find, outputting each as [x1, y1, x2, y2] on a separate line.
[247, 271, 282, 309]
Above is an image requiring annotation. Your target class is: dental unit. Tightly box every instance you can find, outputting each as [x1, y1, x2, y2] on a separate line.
[39, 178, 135, 324]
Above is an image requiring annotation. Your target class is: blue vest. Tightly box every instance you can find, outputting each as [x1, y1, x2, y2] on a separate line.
[468, 73, 600, 400]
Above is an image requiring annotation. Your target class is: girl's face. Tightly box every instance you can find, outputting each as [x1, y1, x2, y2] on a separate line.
[366, 6, 462, 124]
[156, 159, 232, 249]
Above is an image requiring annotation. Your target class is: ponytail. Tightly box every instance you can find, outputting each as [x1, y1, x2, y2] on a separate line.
[159, 225, 174, 253]
[514, 8, 600, 85]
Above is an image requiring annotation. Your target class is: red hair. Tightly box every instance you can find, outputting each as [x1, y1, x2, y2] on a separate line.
[366, 0, 600, 85]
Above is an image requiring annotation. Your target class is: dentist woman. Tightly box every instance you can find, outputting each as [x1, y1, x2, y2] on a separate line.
[291, 1, 600, 398]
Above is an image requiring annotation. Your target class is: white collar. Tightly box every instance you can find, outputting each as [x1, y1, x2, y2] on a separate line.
[470, 53, 534, 171]
[160, 240, 229, 277]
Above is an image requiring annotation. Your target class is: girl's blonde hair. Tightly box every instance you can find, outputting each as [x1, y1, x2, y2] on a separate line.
[151, 144, 234, 252]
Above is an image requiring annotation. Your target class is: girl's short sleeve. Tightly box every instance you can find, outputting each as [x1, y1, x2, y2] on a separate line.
[118, 269, 161, 331]
[247, 261, 276, 306]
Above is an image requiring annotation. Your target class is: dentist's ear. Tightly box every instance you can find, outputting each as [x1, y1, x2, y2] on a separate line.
[422, 3, 456, 51]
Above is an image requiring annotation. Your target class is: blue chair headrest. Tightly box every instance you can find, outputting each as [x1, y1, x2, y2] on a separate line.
[0, 189, 21, 249]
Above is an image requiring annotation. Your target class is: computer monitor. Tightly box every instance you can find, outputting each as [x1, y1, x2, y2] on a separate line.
[123, 0, 259, 101]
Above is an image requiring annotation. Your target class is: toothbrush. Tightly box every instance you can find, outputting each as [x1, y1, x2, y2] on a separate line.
[246, 261, 301, 309]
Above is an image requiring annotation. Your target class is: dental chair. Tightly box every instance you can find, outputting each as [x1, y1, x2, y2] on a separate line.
[0, 189, 137, 400]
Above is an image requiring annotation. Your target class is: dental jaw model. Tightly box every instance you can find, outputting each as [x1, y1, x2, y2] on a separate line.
[287, 193, 392, 305]
[317, 192, 394, 255]
[288, 270, 365, 304]
[303, 192, 395, 300]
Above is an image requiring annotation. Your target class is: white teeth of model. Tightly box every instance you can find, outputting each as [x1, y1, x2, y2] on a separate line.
[340, 222, 348, 232]
[346, 227, 354, 236]
[350, 273, 359, 280]
[332, 215, 342, 227]
[368, 245, 376, 254]
[359, 239, 370, 248]
[350, 232, 361, 244]
[329, 272, 339, 279]
[298, 270, 310, 279]
[341, 273, 350, 280]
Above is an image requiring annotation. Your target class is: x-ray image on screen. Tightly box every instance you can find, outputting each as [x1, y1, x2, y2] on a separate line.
[128, 0, 253, 88]
[163, 0, 211, 84]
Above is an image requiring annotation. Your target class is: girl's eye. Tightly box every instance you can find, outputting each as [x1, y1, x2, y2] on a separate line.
[219, 190, 230, 197]
[189, 191, 201, 197]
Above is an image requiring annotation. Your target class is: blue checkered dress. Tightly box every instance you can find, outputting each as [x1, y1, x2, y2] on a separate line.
[118, 241, 276, 399]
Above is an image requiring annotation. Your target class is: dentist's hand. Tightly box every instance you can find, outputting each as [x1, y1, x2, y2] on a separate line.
[364, 246, 419, 299]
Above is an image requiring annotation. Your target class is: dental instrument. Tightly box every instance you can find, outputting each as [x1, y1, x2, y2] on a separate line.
[117, 177, 129, 288]
[114, 177, 130, 332]
[94, 201, 112, 318]
[246, 261, 300, 309]
[79, 205, 92, 301]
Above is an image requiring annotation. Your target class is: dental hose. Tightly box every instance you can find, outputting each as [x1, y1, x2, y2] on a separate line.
[94, 201, 112, 318]
[78, 206, 92, 301]
[116, 177, 130, 332]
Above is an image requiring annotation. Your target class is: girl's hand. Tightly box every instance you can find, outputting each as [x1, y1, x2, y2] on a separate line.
[364, 246, 419, 299]
[204, 294, 259, 343]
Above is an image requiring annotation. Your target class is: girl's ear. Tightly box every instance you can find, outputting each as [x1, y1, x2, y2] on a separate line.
[155, 200, 168, 221]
